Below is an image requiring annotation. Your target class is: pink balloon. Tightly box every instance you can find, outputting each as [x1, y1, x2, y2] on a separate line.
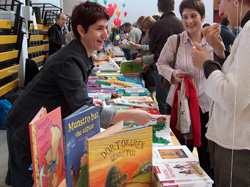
[124, 11, 127, 17]
[107, 4, 115, 17]
[113, 17, 122, 28]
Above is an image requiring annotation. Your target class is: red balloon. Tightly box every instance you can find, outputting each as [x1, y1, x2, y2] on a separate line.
[113, 18, 122, 28]
[107, 4, 115, 17]
[124, 11, 127, 17]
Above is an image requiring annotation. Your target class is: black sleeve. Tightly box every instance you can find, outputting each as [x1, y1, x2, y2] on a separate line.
[203, 60, 222, 79]
[213, 51, 230, 66]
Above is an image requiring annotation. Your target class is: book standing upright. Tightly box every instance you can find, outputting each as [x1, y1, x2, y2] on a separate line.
[29, 106, 65, 187]
[87, 121, 153, 187]
[62, 105, 101, 187]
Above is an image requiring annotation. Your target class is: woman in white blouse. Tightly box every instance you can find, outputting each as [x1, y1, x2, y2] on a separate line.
[156, 0, 213, 179]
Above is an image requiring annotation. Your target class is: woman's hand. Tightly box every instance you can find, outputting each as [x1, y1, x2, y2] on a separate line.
[132, 110, 153, 126]
[133, 57, 143, 64]
[202, 24, 225, 59]
[192, 42, 213, 69]
[133, 44, 142, 50]
[93, 99, 104, 108]
[172, 70, 184, 83]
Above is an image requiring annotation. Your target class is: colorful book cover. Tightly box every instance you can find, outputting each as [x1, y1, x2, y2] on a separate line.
[87, 121, 153, 187]
[144, 115, 173, 146]
[62, 105, 101, 187]
[113, 98, 155, 108]
[117, 87, 151, 97]
[153, 161, 213, 184]
[120, 96, 154, 103]
[120, 61, 143, 73]
[29, 106, 65, 187]
[153, 145, 198, 164]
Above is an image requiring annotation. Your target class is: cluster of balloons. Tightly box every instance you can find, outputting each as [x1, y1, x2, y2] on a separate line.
[93, 0, 127, 28]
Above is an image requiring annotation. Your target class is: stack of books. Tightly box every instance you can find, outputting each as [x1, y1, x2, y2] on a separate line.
[152, 145, 213, 187]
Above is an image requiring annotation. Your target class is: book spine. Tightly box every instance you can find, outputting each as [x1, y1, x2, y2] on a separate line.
[29, 124, 40, 187]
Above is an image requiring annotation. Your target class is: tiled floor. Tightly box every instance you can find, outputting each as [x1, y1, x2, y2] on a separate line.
[0, 130, 10, 187]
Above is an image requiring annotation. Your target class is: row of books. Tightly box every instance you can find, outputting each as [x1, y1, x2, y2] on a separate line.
[29, 105, 213, 187]
[29, 105, 163, 187]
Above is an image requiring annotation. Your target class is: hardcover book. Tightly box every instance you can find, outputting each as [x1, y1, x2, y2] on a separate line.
[87, 121, 153, 187]
[153, 145, 198, 164]
[113, 98, 155, 108]
[29, 106, 65, 187]
[153, 161, 213, 185]
[120, 61, 143, 73]
[62, 105, 101, 187]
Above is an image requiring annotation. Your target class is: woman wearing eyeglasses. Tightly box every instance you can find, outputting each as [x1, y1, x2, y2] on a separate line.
[192, 0, 250, 186]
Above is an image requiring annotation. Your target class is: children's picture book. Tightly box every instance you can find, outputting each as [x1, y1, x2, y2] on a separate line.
[113, 98, 155, 108]
[153, 161, 213, 185]
[120, 61, 143, 73]
[87, 121, 153, 187]
[29, 106, 65, 187]
[62, 105, 101, 187]
[117, 87, 151, 97]
[153, 145, 198, 164]
[144, 115, 173, 146]
[120, 96, 154, 103]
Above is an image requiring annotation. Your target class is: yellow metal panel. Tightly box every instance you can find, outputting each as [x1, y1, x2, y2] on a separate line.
[43, 25, 50, 31]
[30, 24, 43, 30]
[0, 79, 19, 97]
[0, 35, 17, 45]
[28, 45, 45, 54]
[32, 55, 44, 63]
[0, 65, 19, 79]
[0, 50, 18, 62]
[0, 20, 12, 29]
[30, 35, 44, 42]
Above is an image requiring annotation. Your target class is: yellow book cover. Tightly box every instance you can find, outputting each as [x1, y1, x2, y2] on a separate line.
[87, 121, 153, 187]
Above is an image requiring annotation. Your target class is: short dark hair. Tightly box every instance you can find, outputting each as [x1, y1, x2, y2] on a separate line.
[71, 1, 110, 40]
[158, 0, 175, 13]
[56, 13, 63, 20]
[124, 22, 132, 27]
[179, 0, 205, 18]
[152, 14, 160, 21]
[221, 17, 229, 26]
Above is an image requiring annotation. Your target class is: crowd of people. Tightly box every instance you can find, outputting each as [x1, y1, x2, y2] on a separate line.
[4, 0, 250, 186]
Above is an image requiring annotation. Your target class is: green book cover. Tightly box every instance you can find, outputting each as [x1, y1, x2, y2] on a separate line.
[120, 61, 143, 73]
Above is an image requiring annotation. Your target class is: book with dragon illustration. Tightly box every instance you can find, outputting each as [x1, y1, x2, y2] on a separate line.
[29, 106, 65, 187]
[87, 121, 153, 186]
[144, 115, 173, 146]
[62, 105, 101, 187]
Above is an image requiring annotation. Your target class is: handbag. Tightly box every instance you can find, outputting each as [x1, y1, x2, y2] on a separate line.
[159, 34, 181, 90]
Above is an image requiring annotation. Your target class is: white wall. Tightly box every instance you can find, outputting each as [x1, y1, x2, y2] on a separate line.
[31, 0, 61, 7]
[62, 0, 213, 30]
[32, 0, 213, 28]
